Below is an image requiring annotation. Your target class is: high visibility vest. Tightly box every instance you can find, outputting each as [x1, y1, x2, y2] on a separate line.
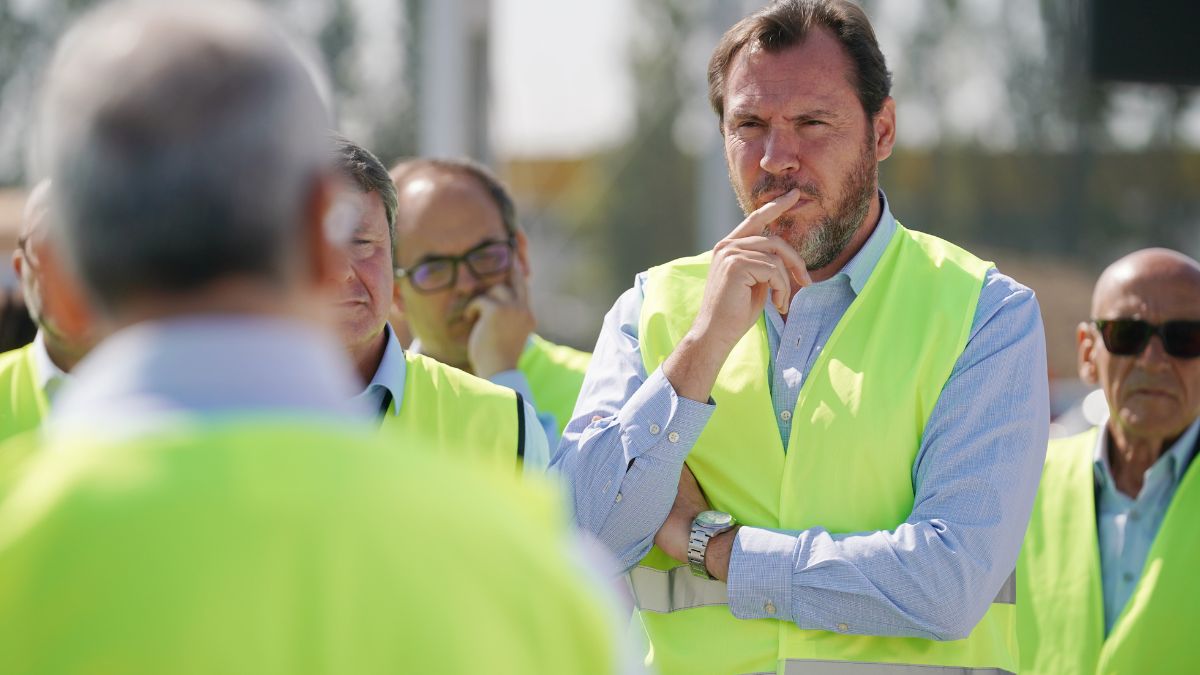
[518, 334, 591, 441]
[0, 420, 617, 674]
[380, 351, 522, 473]
[634, 224, 1017, 675]
[1018, 427, 1200, 674]
[0, 345, 47, 444]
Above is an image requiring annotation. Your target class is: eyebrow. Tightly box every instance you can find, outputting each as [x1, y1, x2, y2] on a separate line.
[725, 108, 841, 123]
[414, 237, 507, 265]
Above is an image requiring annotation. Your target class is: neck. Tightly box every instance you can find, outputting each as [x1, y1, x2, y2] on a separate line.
[350, 330, 388, 388]
[1106, 422, 1184, 498]
[41, 333, 86, 373]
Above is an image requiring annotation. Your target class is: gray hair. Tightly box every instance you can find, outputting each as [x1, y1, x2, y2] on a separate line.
[33, 0, 332, 315]
[332, 133, 398, 246]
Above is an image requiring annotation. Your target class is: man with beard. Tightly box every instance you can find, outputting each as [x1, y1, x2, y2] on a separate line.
[389, 158, 592, 448]
[327, 138, 548, 473]
[551, 1, 1049, 673]
[0, 179, 95, 443]
[1018, 249, 1200, 674]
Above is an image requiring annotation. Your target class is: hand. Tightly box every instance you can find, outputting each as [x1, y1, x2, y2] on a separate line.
[654, 464, 711, 563]
[662, 190, 812, 402]
[464, 260, 536, 379]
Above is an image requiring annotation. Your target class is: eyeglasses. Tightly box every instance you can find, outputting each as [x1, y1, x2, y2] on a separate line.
[395, 238, 514, 293]
[1093, 319, 1200, 359]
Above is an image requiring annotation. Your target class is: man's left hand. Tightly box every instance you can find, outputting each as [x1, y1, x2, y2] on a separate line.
[464, 261, 535, 379]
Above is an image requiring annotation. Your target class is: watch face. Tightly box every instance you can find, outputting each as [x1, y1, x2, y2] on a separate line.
[696, 510, 733, 528]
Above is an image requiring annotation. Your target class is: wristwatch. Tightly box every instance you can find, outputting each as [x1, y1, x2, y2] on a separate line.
[688, 510, 737, 579]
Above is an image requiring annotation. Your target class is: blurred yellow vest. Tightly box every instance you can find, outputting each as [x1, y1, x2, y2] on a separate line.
[0, 344, 47, 444]
[518, 334, 591, 441]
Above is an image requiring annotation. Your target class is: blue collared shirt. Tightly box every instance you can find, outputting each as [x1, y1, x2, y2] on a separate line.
[29, 331, 68, 404]
[550, 193, 1051, 640]
[366, 328, 550, 473]
[1094, 418, 1200, 633]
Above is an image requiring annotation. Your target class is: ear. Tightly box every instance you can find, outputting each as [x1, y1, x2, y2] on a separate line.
[11, 248, 24, 282]
[1077, 321, 1099, 385]
[514, 228, 531, 280]
[391, 271, 405, 312]
[873, 97, 897, 163]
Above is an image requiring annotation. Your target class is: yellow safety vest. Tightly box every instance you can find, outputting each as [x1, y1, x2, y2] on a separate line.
[0, 419, 617, 674]
[0, 344, 47, 445]
[518, 334, 591, 440]
[380, 352, 523, 473]
[634, 224, 1017, 674]
[1018, 427, 1200, 674]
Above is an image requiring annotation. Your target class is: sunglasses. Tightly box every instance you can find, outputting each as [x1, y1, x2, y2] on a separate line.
[395, 238, 515, 293]
[1093, 319, 1200, 359]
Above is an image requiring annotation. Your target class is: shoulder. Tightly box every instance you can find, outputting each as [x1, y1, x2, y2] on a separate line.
[403, 351, 516, 404]
[0, 344, 31, 372]
[523, 335, 591, 375]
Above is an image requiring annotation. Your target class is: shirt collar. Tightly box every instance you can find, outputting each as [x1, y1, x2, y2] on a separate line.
[356, 323, 408, 417]
[48, 316, 369, 439]
[1094, 417, 1200, 488]
[843, 190, 897, 295]
[30, 330, 68, 398]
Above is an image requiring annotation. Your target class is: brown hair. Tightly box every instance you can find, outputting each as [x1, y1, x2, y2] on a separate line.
[707, 0, 892, 125]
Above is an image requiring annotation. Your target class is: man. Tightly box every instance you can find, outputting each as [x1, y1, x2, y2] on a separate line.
[0, 179, 94, 443]
[390, 158, 591, 446]
[552, 1, 1049, 673]
[327, 139, 548, 473]
[1018, 248, 1200, 674]
[0, 2, 628, 672]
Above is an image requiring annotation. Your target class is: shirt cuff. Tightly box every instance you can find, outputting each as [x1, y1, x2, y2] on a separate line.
[618, 366, 714, 465]
[727, 526, 797, 621]
[488, 369, 536, 405]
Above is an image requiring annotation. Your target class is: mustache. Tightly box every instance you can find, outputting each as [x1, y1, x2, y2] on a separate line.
[751, 175, 822, 202]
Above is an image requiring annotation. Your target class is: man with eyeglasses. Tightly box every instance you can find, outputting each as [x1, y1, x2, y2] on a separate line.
[0, 179, 95, 443]
[1018, 247, 1200, 674]
[389, 158, 591, 448]
[327, 138, 548, 473]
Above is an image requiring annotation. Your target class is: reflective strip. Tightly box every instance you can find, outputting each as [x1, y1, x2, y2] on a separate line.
[993, 571, 1015, 605]
[631, 565, 1015, 614]
[780, 661, 1014, 674]
[628, 565, 727, 613]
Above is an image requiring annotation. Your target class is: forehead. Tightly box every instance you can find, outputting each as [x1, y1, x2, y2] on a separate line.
[1097, 272, 1200, 320]
[340, 187, 388, 235]
[394, 172, 507, 260]
[723, 28, 860, 119]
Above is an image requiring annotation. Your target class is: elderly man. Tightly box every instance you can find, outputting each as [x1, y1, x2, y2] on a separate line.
[551, 1, 1049, 673]
[0, 2, 629, 673]
[390, 158, 591, 446]
[1018, 248, 1200, 674]
[327, 139, 547, 472]
[0, 180, 95, 442]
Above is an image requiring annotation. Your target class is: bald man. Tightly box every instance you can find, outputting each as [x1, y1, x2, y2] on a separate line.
[1018, 248, 1200, 674]
[0, 180, 95, 442]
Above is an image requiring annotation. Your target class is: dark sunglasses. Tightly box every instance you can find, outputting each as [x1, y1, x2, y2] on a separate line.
[395, 238, 515, 293]
[1093, 319, 1200, 359]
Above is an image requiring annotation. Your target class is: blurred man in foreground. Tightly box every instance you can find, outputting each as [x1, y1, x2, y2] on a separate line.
[553, 1, 1048, 673]
[390, 158, 591, 447]
[1018, 248, 1200, 674]
[0, 2, 628, 672]
[328, 138, 548, 473]
[0, 180, 95, 443]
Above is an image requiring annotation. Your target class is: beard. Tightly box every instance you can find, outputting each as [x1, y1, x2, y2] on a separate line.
[732, 132, 878, 271]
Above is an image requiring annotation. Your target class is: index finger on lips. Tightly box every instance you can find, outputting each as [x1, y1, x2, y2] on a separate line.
[725, 188, 802, 242]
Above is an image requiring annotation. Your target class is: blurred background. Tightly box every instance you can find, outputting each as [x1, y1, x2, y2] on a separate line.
[1, 0, 1198, 432]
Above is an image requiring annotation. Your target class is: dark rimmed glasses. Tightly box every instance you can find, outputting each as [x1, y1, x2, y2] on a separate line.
[1093, 319, 1200, 359]
[395, 237, 515, 293]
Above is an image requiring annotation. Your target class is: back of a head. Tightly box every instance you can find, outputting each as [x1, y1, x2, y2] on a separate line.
[34, 0, 332, 317]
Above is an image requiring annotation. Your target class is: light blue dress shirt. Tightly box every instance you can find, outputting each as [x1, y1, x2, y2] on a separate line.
[369, 327, 549, 472]
[1094, 418, 1199, 633]
[551, 193, 1051, 640]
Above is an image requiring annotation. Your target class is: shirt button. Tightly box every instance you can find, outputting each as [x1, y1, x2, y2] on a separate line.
[615, 492, 623, 503]
[779, 410, 792, 422]
[1129, 509, 1140, 521]
[764, 601, 776, 615]
[837, 623, 849, 632]
[649, 423, 661, 435]
[1122, 571, 1136, 583]
[668, 431, 680, 443]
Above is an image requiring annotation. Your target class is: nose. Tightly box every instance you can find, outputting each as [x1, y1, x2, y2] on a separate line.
[1136, 334, 1171, 370]
[454, 261, 489, 294]
[759, 127, 801, 176]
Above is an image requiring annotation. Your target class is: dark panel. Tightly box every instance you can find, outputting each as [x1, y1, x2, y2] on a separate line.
[1091, 0, 1200, 85]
